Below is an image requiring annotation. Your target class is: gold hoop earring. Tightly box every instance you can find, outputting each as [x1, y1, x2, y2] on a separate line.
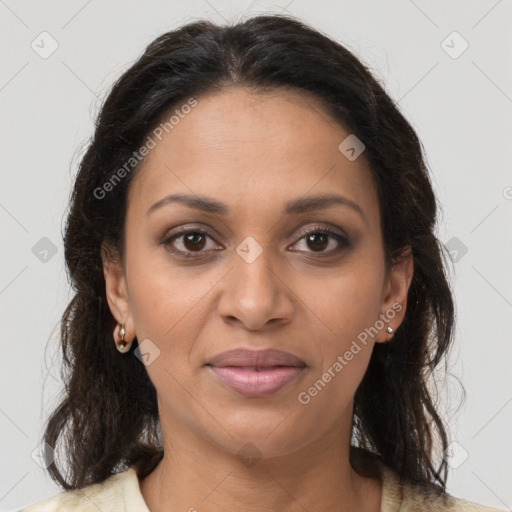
[116, 323, 132, 353]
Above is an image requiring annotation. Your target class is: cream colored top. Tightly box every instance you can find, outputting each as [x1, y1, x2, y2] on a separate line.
[19, 460, 506, 511]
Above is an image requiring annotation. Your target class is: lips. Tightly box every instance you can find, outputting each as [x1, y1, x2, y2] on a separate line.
[206, 348, 307, 397]
[206, 348, 306, 369]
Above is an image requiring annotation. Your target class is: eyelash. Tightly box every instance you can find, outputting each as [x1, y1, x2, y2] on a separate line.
[160, 225, 350, 259]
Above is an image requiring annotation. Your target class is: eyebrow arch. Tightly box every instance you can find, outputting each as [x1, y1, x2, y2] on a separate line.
[146, 193, 366, 221]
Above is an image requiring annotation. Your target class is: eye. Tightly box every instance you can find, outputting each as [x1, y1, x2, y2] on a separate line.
[161, 225, 350, 259]
[290, 227, 350, 256]
[161, 228, 221, 257]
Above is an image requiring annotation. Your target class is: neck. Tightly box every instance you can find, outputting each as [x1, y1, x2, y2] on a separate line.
[139, 420, 381, 512]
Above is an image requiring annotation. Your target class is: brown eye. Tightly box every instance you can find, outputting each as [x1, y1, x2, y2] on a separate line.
[305, 232, 329, 252]
[162, 229, 220, 257]
[290, 228, 350, 256]
[181, 232, 207, 251]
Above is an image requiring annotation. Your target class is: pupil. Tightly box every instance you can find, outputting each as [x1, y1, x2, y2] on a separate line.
[308, 233, 328, 251]
[184, 233, 206, 251]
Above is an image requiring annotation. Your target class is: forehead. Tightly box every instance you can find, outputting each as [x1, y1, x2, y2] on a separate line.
[127, 86, 379, 225]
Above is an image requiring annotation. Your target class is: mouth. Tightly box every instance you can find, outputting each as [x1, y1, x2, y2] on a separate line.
[206, 365, 306, 397]
[205, 348, 307, 398]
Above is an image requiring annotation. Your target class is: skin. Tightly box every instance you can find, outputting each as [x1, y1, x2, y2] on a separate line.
[102, 86, 413, 512]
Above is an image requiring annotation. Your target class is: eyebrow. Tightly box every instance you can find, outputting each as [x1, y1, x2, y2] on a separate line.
[146, 193, 366, 221]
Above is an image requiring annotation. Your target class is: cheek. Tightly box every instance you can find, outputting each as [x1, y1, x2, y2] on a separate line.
[303, 262, 384, 346]
[124, 247, 216, 417]
[125, 239, 212, 337]
[295, 261, 383, 398]
[124, 245, 198, 364]
[294, 287, 379, 427]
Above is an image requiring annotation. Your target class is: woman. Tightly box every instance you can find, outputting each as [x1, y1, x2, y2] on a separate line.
[20, 13, 505, 512]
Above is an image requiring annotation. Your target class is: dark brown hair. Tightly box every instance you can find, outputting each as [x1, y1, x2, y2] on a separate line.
[43, 13, 457, 494]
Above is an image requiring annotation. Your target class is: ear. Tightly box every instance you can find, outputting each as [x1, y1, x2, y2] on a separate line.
[101, 241, 135, 342]
[376, 246, 414, 343]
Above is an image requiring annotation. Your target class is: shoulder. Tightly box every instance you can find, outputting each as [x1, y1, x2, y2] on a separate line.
[18, 467, 148, 512]
[378, 461, 507, 512]
[400, 485, 507, 512]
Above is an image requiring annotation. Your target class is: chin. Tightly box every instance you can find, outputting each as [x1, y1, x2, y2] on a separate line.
[204, 412, 314, 460]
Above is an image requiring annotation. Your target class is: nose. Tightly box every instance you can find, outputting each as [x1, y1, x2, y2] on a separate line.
[217, 242, 294, 331]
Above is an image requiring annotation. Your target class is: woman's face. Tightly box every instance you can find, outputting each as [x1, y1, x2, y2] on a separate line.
[103, 86, 412, 460]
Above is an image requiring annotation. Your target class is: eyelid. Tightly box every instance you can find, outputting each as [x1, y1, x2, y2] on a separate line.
[163, 222, 348, 241]
[293, 222, 348, 240]
[162, 223, 223, 244]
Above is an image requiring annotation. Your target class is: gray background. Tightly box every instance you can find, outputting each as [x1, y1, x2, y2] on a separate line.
[1, 0, 511, 510]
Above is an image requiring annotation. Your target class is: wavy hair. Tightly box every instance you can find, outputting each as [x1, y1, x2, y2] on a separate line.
[43, 13, 457, 493]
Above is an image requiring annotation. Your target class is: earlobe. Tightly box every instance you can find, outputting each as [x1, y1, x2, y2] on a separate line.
[377, 246, 414, 343]
[101, 241, 135, 342]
